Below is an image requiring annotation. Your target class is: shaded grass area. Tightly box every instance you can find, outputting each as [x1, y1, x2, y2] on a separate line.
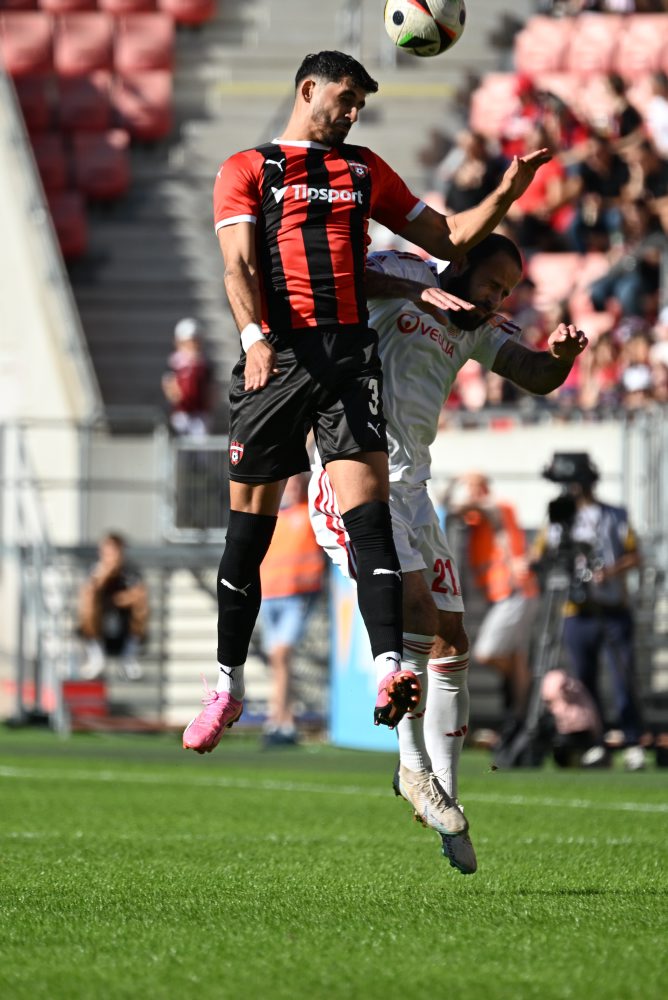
[1, 730, 666, 999]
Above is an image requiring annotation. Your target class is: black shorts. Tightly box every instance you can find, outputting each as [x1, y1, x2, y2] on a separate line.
[228, 326, 388, 483]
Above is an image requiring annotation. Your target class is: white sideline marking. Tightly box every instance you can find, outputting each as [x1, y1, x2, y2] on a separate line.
[0, 765, 667, 815]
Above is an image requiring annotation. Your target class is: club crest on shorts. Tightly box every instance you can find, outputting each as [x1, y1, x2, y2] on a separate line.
[348, 161, 368, 178]
[229, 440, 244, 465]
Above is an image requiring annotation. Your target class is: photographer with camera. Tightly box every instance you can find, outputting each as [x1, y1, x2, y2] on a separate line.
[533, 452, 646, 770]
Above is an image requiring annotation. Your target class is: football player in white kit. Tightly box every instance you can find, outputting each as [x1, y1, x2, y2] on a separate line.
[309, 232, 588, 873]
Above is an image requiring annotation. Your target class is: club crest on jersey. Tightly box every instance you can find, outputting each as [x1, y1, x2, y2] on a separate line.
[229, 440, 244, 466]
[348, 161, 369, 178]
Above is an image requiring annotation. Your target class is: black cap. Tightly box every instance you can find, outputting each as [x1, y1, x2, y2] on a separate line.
[542, 452, 599, 485]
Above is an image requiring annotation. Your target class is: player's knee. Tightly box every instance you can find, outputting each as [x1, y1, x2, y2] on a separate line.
[434, 613, 469, 658]
[219, 509, 277, 581]
[341, 500, 395, 555]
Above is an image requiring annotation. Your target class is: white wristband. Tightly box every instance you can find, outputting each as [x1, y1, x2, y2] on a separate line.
[240, 323, 266, 352]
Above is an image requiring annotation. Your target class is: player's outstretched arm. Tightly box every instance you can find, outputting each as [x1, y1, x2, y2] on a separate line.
[492, 323, 588, 395]
[365, 268, 474, 316]
[400, 149, 552, 260]
[217, 222, 278, 390]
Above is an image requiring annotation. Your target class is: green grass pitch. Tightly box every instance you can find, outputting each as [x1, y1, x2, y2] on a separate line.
[0, 729, 666, 1000]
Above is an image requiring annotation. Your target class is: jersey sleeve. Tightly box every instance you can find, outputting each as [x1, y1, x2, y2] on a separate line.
[213, 151, 261, 233]
[470, 315, 522, 369]
[367, 250, 436, 283]
[365, 149, 425, 233]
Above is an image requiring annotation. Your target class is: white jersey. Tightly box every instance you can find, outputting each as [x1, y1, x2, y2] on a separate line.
[367, 250, 520, 484]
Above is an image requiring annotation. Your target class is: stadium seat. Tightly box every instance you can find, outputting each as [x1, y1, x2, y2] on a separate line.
[468, 73, 519, 140]
[39, 0, 96, 12]
[564, 14, 623, 78]
[71, 128, 131, 199]
[156, 0, 215, 27]
[98, 0, 156, 13]
[513, 15, 573, 77]
[47, 188, 87, 258]
[626, 74, 655, 120]
[57, 70, 112, 131]
[53, 12, 114, 77]
[568, 252, 616, 338]
[114, 13, 174, 73]
[13, 74, 51, 131]
[0, 12, 53, 76]
[31, 131, 69, 191]
[111, 70, 173, 141]
[0, 0, 38, 9]
[612, 15, 668, 82]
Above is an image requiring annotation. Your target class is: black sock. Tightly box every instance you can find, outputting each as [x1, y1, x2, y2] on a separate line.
[217, 510, 277, 665]
[342, 500, 403, 658]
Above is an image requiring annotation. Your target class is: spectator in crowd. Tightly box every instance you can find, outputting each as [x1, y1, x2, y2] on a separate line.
[578, 332, 622, 412]
[539, 92, 590, 168]
[587, 198, 663, 321]
[500, 74, 544, 161]
[443, 130, 505, 213]
[533, 452, 646, 770]
[646, 71, 668, 159]
[161, 317, 217, 437]
[540, 668, 606, 768]
[258, 474, 325, 746]
[78, 532, 148, 681]
[567, 133, 631, 253]
[601, 73, 645, 154]
[444, 472, 540, 740]
[505, 123, 574, 253]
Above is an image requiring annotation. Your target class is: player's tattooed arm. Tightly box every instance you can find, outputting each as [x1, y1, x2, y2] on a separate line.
[492, 324, 588, 395]
[365, 269, 473, 315]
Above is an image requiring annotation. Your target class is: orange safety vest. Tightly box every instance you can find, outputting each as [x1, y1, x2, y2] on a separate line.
[260, 501, 325, 599]
[466, 501, 539, 604]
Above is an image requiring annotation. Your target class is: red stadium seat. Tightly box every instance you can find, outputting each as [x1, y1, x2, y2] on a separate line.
[57, 70, 112, 131]
[111, 70, 173, 141]
[612, 15, 668, 82]
[0, 12, 53, 76]
[71, 128, 131, 199]
[157, 0, 215, 27]
[564, 13, 623, 78]
[54, 12, 114, 77]
[98, 0, 156, 12]
[114, 12, 174, 73]
[626, 74, 655, 120]
[0, 0, 38, 9]
[47, 189, 88, 258]
[39, 0, 96, 12]
[31, 131, 68, 190]
[468, 74, 519, 140]
[13, 74, 51, 130]
[513, 15, 573, 78]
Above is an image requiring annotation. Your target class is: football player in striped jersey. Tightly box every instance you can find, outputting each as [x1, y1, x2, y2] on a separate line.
[310, 232, 588, 872]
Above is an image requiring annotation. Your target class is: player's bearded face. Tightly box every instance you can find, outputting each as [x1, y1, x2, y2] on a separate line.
[443, 254, 521, 331]
[309, 78, 366, 146]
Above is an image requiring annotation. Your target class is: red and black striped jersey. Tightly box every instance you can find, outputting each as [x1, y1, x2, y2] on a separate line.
[213, 139, 425, 334]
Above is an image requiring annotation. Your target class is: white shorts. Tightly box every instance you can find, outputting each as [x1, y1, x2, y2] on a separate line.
[473, 593, 539, 659]
[308, 469, 465, 612]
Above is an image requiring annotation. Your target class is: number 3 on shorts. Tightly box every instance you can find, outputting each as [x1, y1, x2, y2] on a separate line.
[368, 378, 380, 415]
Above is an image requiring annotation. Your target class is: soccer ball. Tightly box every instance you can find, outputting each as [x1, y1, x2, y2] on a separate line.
[383, 0, 467, 58]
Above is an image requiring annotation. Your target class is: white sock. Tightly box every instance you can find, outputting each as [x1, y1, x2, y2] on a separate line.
[396, 632, 434, 773]
[424, 653, 470, 800]
[374, 650, 402, 684]
[216, 663, 245, 700]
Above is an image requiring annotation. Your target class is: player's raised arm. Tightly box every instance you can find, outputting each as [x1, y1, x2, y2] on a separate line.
[217, 221, 278, 391]
[365, 266, 474, 315]
[491, 323, 588, 395]
[400, 149, 552, 260]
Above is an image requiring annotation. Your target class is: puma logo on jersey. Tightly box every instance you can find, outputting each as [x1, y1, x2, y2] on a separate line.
[265, 158, 285, 172]
[367, 421, 381, 438]
[373, 568, 402, 579]
[220, 578, 251, 597]
[271, 185, 289, 204]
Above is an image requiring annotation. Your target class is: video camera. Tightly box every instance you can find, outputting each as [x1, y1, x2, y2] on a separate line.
[538, 452, 601, 604]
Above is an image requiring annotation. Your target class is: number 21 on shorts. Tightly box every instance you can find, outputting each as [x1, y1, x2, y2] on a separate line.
[432, 557, 460, 595]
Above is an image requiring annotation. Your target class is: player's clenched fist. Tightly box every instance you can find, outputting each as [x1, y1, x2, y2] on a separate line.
[547, 323, 588, 363]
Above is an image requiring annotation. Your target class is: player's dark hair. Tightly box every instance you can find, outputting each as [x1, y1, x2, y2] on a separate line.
[295, 51, 379, 94]
[466, 233, 523, 273]
[103, 531, 126, 549]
